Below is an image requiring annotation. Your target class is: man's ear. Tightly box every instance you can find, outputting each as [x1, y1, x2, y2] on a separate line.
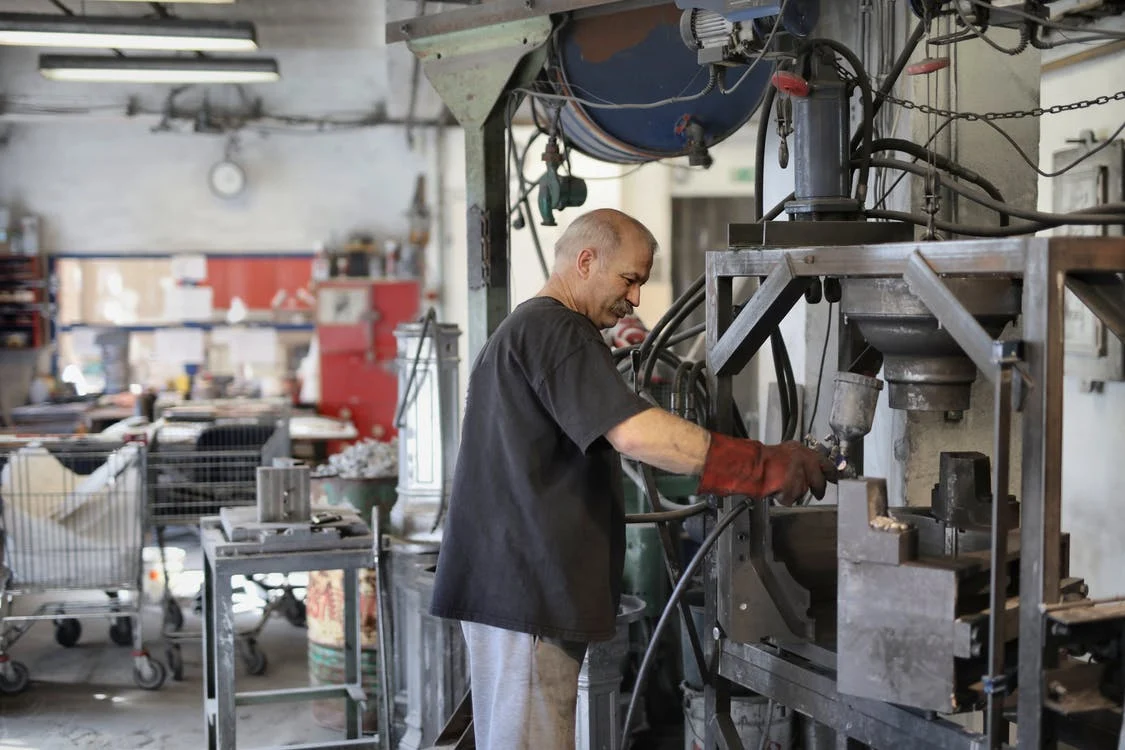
[576, 247, 597, 279]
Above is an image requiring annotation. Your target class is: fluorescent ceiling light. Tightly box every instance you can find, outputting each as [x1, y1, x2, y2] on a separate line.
[40, 55, 280, 84]
[0, 13, 258, 52]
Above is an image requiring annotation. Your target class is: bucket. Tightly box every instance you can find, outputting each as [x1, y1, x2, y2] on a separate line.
[142, 546, 185, 606]
[312, 475, 398, 529]
[683, 685, 792, 750]
[307, 568, 380, 733]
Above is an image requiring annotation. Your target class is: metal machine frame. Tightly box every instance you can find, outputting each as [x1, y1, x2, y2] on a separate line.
[705, 236, 1125, 749]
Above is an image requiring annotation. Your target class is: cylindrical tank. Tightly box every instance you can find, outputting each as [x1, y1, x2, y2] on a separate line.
[787, 56, 859, 219]
[387, 542, 470, 750]
[306, 569, 380, 733]
[393, 321, 460, 540]
[553, 4, 771, 164]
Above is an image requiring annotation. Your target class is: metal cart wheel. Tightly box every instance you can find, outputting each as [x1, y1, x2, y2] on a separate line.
[281, 592, 306, 629]
[165, 644, 184, 682]
[54, 618, 81, 648]
[133, 656, 167, 691]
[0, 661, 30, 695]
[163, 598, 184, 632]
[109, 617, 133, 647]
[240, 638, 268, 676]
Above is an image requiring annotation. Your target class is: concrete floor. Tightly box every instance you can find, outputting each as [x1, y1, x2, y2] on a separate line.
[0, 530, 685, 750]
[0, 531, 352, 750]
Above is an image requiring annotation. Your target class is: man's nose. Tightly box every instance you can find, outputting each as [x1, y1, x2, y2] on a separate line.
[626, 286, 641, 307]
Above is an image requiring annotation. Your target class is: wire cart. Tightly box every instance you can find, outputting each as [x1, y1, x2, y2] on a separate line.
[146, 402, 304, 680]
[0, 436, 165, 694]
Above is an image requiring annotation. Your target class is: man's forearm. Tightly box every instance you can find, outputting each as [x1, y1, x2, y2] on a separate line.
[605, 407, 712, 475]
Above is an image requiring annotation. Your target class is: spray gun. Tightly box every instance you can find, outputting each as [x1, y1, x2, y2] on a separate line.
[806, 372, 883, 479]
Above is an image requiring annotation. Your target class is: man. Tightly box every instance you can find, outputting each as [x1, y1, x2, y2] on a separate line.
[430, 208, 834, 749]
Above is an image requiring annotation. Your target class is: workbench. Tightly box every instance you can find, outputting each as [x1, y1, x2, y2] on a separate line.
[200, 516, 377, 750]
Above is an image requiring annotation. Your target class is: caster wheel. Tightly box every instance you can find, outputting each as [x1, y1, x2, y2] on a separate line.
[54, 618, 81, 648]
[133, 658, 167, 691]
[282, 595, 306, 629]
[109, 617, 133, 647]
[0, 661, 30, 695]
[164, 598, 184, 632]
[241, 640, 268, 676]
[166, 645, 184, 682]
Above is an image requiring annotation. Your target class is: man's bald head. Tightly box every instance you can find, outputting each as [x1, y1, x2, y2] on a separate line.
[553, 209, 658, 273]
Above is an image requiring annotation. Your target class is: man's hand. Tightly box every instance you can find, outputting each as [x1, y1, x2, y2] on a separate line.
[697, 433, 839, 505]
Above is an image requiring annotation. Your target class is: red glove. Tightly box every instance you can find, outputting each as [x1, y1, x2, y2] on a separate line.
[697, 433, 837, 505]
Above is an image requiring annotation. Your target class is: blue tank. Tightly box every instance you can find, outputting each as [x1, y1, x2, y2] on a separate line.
[553, 3, 774, 164]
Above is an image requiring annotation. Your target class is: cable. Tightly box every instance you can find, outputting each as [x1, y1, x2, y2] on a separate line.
[394, 307, 436, 429]
[619, 498, 752, 750]
[976, 115, 1125, 179]
[613, 324, 706, 362]
[852, 20, 926, 152]
[964, 0, 1125, 40]
[625, 505, 708, 523]
[871, 156, 1125, 226]
[951, 2, 1030, 55]
[865, 208, 1052, 237]
[869, 138, 1010, 224]
[805, 303, 833, 436]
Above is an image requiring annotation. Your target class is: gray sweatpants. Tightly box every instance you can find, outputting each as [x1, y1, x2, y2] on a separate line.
[460, 621, 589, 750]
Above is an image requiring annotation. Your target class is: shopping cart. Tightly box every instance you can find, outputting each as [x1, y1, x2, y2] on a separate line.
[0, 436, 165, 694]
[146, 403, 305, 680]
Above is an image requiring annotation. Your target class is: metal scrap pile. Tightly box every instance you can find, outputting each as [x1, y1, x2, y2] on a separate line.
[313, 438, 398, 479]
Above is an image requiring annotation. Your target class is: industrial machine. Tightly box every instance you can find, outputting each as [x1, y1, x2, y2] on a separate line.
[387, 1, 1125, 748]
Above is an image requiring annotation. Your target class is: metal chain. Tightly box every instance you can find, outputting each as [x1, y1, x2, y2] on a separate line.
[833, 61, 1125, 122]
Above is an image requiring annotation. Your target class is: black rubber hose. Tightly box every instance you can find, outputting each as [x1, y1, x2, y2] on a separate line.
[636, 276, 706, 378]
[613, 323, 705, 363]
[625, 504, 709, 524]
[865, 208, 1047, 237]
[619, 498, 753, 749]
[869, 139, 1010, 226]
[872, 158, 1125, 227]
[642, 288, 706, 390]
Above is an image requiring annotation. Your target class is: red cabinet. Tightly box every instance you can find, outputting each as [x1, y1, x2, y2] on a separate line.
[316, 279, 420, 441]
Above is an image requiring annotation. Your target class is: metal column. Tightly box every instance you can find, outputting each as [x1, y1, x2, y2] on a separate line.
[1018, 240, 1066, 750]
[399, 17, 551, 363]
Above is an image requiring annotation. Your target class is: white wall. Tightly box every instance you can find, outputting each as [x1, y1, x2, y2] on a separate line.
[1039, 50, 1125, 598]
[0, 0, 442, 254]
[436, 126, 627, 406]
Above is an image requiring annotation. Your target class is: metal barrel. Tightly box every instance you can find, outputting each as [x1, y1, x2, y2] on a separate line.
[306, 568, 380, 733]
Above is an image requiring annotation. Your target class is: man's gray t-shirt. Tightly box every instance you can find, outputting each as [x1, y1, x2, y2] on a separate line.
[430, 296, 651, 642]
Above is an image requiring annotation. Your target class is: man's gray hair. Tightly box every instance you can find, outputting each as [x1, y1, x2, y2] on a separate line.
[553, 209, 657, 271]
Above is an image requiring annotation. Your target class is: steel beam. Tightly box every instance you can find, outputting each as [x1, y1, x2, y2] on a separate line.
[719, 642, 987, 750]
[903, 250, 999, 382]
[1018, 240, 1066, 750]
[709, 254, 809, 377]
[400, 17, 550, 362]
[1067, 274, 1125, 343]
[986, 366, 1014, 749]
[709, 238, 1031, 279]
